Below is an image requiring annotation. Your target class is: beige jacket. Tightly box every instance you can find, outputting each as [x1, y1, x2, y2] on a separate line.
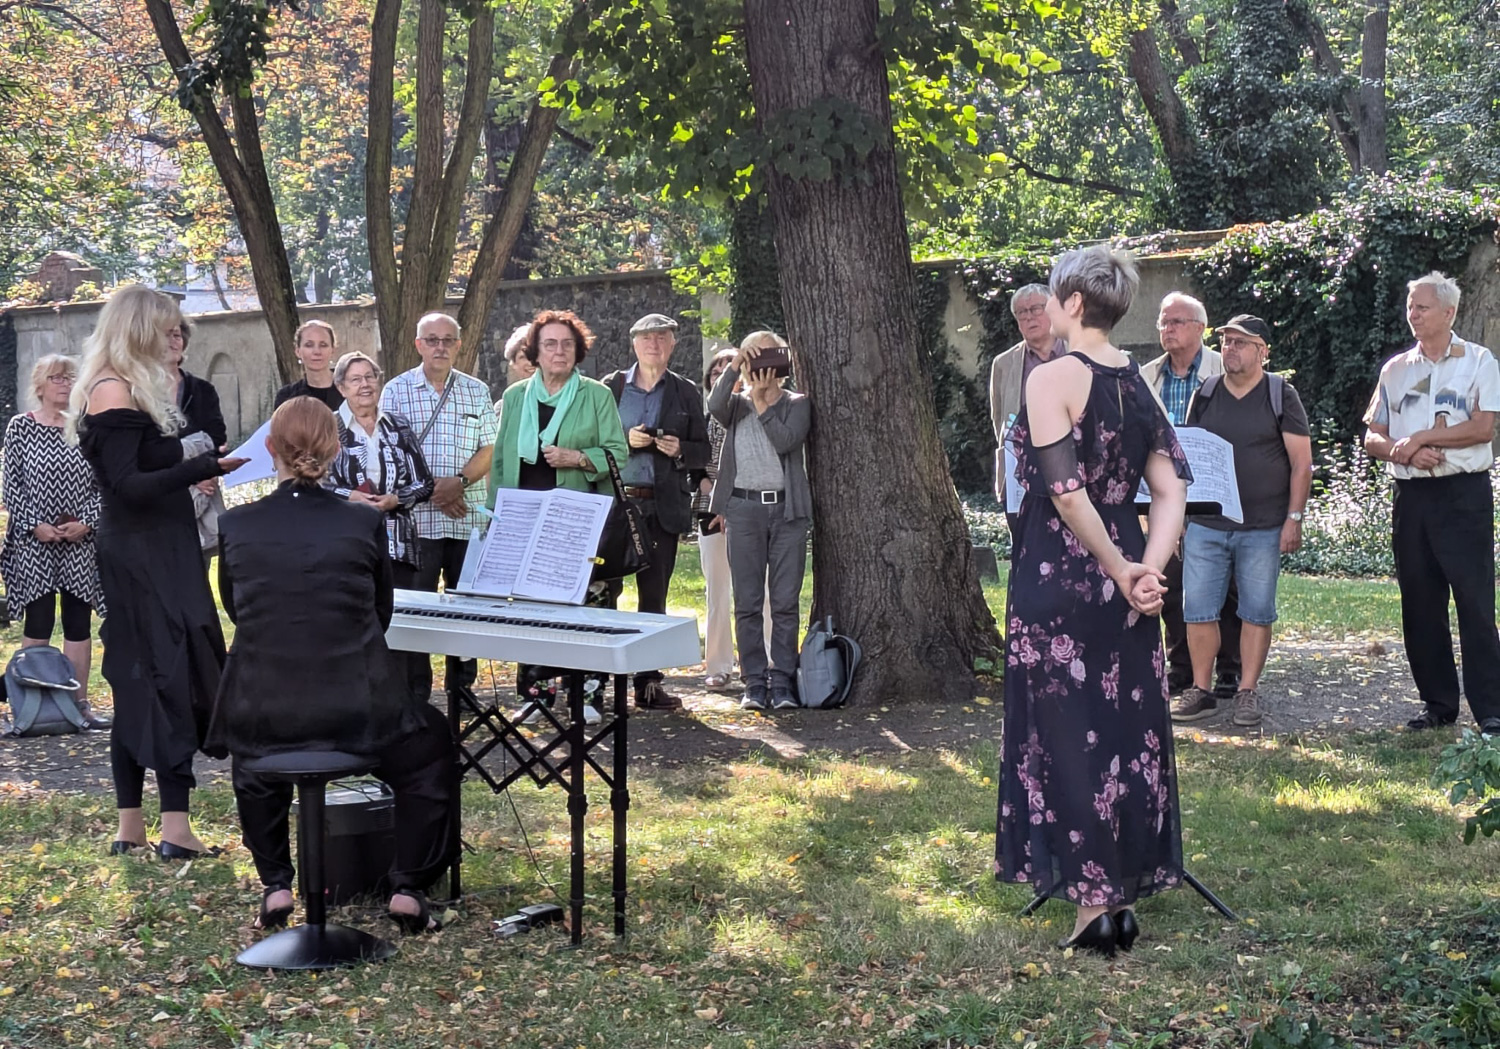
[988, 338, 1067, 501]
[1139, 346, 1224, 422]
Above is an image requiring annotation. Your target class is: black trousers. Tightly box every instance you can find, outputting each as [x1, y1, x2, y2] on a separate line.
[1393, 472, 1500, 723]
[601, 499, 680, 686]
[407, 538, 478, 700]
[1162, 548, 1242, 694]
[231, 704, 460, 893]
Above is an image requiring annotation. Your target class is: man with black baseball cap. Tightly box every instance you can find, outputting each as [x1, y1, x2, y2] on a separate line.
[1171, 314, 1313, 729]
[602, 313, 709, 710]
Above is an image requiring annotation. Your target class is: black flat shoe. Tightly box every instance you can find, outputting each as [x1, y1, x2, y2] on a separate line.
[1406, 711, 1457, 731]
[255, 884, 294, 931]
[1115, 908, 1140, 951]
[388, 889, 442, 935]
[108, 840, 148, 856]
[156, 841, 223, 860]
[1057, 912, 1117, 957]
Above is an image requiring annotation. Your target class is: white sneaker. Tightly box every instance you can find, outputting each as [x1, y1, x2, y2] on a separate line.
[582, 703, 602, 726]
[516, 702, 548, 725]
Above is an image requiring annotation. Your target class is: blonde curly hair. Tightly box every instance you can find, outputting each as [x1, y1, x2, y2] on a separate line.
[66, 285, 183, 442]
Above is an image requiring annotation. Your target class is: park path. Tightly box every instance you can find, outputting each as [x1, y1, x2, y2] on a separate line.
[0, 638, 1434, 795]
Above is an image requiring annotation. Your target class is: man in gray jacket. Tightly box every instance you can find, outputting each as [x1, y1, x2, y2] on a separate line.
[1141, 292, 1239, 697]
[988, 284, 1065, 515]
[707, 332, 812, 712]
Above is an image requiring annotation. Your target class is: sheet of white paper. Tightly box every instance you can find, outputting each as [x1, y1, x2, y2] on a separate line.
[1134, 426, 1243, 523]
[466, 489, 549, 597]
[1004, 442, 1023, 515]
[511, 489, 613, 605]
[221, 419, 277, 489]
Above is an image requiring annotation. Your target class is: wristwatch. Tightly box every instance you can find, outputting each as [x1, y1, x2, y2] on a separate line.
[455, 473, 472, 489]
[1287, 510, 1304, 522]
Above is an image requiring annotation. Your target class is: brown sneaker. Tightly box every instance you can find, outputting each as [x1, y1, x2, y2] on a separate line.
[635, 681, 684, 711]
[1169, 687, 1218, 722]
[1231, 688, 1263, 728]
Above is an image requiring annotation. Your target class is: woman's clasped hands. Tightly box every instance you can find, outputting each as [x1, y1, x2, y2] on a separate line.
[1112, 561, 1168, 617]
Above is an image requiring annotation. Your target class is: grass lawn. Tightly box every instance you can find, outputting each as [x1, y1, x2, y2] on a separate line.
[4, 559, 1498, 1048]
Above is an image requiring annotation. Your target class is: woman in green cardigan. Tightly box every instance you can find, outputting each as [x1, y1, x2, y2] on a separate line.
[488, 309, 629, 725]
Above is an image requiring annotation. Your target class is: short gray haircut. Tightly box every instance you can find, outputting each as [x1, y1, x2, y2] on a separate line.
[1158, 291, 1207, 325]
[29, 353, 77, 407]
[333, 350, 382, 387]
[415, 312, 461, 338]
[1049, 245, 1139, 332]
[1408, 271, 1461, 313]
[503, 323, 531, 364]
[1009, 283, 1050, 315]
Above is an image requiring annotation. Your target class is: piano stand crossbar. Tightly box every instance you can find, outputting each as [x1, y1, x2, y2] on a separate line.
[446, 671, 631, 945]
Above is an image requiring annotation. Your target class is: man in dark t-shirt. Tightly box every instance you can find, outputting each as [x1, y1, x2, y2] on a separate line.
[1170, 315, 1313, 729]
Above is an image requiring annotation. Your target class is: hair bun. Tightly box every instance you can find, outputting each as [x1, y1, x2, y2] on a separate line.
[291, 453, 327, 481]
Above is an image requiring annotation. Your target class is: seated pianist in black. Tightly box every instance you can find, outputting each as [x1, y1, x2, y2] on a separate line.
[207, 397, 458, 934]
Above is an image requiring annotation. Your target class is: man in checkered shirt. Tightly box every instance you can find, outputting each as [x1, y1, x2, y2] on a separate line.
[380, 312, 495, 703]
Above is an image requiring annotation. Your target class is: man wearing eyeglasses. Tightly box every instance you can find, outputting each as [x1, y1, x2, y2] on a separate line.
[1173, 315, 1311, 730]
[1141, 292, 1240, 701]
[380, 311, 495, 704]
[988, 284, 1065, 522]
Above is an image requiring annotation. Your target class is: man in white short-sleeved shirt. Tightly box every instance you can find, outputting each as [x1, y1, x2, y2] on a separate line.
[1364, 271, 1500, 734]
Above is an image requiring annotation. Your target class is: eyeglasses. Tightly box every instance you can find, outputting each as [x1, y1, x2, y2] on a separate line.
[1219, 335, 1266, 351]
[343, 373, 379, 387]
[420, 336, 458, 349]
[44, 374, 74, 384]
[1156, 318, 1202, 330]
[1014, 305, 1047, 319]
[540, 339, 577, 352]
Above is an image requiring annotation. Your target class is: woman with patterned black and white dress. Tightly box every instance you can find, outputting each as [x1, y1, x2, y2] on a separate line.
[1, 354, 108, 727]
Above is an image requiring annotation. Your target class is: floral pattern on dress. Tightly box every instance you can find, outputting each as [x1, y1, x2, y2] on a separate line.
[996, 353, 1192, 908]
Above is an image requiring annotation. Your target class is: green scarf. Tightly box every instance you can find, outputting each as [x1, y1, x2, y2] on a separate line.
[517, 370, 581, 464]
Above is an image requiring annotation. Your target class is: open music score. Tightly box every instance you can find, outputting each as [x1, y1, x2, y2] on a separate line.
[464, 488, 612, 604]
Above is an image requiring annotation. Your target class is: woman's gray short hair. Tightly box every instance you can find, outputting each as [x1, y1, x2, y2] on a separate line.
[503, 324, 531, 364]
[333, 350, 382, 387]
[29, 353, 77, 407]
[1408, 271, 1461, 313]
[1009, 284, 1050, 315]
[1049, 245, 1139, 332]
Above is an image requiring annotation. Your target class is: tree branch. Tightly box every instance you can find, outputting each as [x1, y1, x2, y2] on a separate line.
[365, 0, 400, 367]
[1285, 0, 1362, 171]
[1156, 0, 1202, 68]
[1007, 156, 1144, 198]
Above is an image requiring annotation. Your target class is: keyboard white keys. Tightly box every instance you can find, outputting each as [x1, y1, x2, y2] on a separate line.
[386, 589, 702, 675]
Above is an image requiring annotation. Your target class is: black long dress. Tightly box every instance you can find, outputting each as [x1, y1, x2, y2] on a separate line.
[77, 407, 226, 775]
[995, 353, 1191, 908]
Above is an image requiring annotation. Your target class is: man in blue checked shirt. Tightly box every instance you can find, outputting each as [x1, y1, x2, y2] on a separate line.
[380, 312, 495, 704]
[1139, 292, 1240, 700]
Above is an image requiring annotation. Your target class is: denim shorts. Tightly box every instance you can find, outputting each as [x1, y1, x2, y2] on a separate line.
[1182, 523, 1282, 626]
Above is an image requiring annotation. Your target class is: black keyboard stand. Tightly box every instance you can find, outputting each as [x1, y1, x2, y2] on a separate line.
[446, 670, 630, 945]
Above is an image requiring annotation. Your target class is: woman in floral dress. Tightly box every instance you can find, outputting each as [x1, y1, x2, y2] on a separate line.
[996, 245, 1192, 956]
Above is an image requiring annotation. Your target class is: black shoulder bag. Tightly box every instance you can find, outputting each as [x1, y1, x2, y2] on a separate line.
[592, 449, 654, 582]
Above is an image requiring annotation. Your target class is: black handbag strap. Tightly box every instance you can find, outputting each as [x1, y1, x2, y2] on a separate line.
[416, 375, 456, 448]
[600, 448, 629, 500]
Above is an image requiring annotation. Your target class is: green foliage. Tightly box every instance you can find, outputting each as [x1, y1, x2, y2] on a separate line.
[1174, 0, 1343, 227]
[962, 495, 1013, 558]
[1247, 1012, 1349, 1049]
[1381, 910, 1500, 1048]
[957, 249, 1052, 368]
[1433, 729, 1500, 845]
[1187, 179, 1497, 442]
[727, 196, 783, 342]
[915, 268, 993, 495]
[175, 0, 304, 106]
[1280, 434, 1395, 577]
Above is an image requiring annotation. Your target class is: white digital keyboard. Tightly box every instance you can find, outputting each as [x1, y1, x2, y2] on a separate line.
[385, 589, 702, 675]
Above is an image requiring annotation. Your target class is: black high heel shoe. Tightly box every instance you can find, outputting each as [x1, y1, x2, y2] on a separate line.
[1057, 912, 1117, 957]
[1115, 908, 1140, 951]
[255, 885, 294, 931]
[108, 840, 149, 856]
[387, 889, 443, 935]
[156, 841, 223, 860]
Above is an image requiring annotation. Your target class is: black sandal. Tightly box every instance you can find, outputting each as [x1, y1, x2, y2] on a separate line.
[387, 889, 442, 935]
[255, 884, 294, 931]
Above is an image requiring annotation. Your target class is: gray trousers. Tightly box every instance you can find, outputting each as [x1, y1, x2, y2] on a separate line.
[725, 495, 809, 685]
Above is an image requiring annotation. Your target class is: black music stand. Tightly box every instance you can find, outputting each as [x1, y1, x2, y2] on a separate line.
[446, 668, 631, 945]
[1017, 869, 1238, 921]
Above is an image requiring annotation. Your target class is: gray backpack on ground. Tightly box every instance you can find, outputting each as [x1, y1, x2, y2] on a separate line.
[5, 646, 85, 737]
[796, 616, 862, 709]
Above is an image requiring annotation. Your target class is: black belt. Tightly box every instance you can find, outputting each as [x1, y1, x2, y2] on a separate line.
[732, 488, 783, 505]
[622, 485, 655, 499]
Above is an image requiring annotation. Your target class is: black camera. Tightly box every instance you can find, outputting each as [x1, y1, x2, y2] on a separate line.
[750, 344, 793, 378]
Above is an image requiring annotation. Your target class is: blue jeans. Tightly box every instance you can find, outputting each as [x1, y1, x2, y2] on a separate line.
[1182, 523, 1281, 627]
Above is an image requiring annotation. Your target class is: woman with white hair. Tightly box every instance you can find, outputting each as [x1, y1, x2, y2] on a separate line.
[995, 245, 1191, 956]
[70, 285, 246, 858]
[0, 355, 108, 727]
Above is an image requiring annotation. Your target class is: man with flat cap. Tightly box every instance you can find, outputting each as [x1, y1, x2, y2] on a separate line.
[1172, 314, 1312, 730]
[603, 313, 710, 710]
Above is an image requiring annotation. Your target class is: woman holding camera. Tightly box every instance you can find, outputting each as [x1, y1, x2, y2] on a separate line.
[708, 331, 812, 712]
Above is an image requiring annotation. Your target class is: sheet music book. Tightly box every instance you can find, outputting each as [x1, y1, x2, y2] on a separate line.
[459, 488, 613, 605]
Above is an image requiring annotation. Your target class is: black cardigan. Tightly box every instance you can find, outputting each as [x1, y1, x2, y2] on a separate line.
[208, 483, 420, 758]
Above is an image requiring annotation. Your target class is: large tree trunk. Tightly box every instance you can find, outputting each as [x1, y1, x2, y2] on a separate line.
[144, 0, 300, 382]
[1358, 0, 1388, 176]
[1285, 0, 1363, 173]
[742, 0, 1000, 706]
[1125, 22, 1211, 227]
